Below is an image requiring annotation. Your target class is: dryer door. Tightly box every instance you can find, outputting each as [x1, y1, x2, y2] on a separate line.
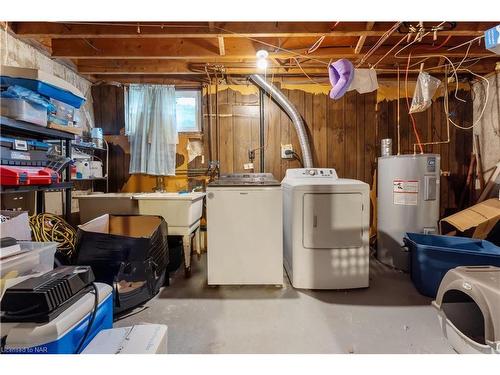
[302, 192, 363, 249]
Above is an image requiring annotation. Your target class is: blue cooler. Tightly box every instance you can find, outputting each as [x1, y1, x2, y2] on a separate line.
[404, 232, 500, 298]
[1, 283, 113, 354]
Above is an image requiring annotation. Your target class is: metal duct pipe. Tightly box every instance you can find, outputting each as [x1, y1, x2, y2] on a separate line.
[249, 74, 313, 168]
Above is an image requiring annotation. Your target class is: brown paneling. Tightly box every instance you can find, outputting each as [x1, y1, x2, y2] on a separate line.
[91, 85, 124, 135]
[202, 87, 472, 216]
[94, 83, 472, 217]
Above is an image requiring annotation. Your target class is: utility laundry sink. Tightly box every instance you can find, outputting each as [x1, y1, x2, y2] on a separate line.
[132, 192, 206, 277]
[132, 192, 205, 231]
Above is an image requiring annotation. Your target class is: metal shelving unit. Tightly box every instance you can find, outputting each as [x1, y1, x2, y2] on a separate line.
[70, 139, 109, 193]
[1, 116, 74, 221]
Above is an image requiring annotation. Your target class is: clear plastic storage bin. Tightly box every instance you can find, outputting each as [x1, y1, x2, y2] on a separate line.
[0, 241, 57, 297]
[50, 98, 75, 121]
[0, 98, 48, 126]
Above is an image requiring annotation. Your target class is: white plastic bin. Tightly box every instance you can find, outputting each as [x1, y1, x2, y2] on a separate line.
[0, 241, 57, 298]
[0, 98, 48, 126]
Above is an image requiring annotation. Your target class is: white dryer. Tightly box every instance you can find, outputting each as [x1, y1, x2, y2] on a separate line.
[282, 168, 370, 289]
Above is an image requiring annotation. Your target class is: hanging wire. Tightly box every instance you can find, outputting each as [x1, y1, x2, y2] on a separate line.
[357, 22, 402, 67]
[293, 57, 323, 86]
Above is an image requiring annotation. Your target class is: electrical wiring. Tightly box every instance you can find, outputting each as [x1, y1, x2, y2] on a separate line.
[29, 213, 77, 261]
[306, 35, 326, 55]
[397, 31, 491, 150]
[75, 282, 99, 354]
[400, 32, 453, 154]
[444, 67, 490, 130]
[405, 51, 489, 132]
[357, 22, 402, 67]
[293, 57, 323, 86]
[305, 22, 340, 55]
[454, 42, 473, 71]
[447, 35, 484, 51]
[407, 35, 453, 69]
[370, 34, 408, 69]
[61, 21, 333, 66]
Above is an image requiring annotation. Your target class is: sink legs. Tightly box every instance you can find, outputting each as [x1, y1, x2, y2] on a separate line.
[183, 234, 192, 277]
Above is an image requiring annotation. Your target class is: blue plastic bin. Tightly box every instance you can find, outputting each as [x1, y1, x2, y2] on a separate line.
[404, 232, 500, 298]
[0, 76, 85, 109]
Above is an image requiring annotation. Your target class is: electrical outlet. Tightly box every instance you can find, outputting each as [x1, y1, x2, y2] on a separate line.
[281, 144, 294, 159]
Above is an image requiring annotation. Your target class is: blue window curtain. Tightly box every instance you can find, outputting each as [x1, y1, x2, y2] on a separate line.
[125, 84, 179, 176]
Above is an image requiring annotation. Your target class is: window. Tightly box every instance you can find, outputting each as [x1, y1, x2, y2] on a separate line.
[175, 90, 201, 132]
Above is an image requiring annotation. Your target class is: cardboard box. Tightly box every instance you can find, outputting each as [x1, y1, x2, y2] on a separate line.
[82, 324, 168, 354]
[440, 198, 500, 239]
[75, 214, 169, 314]
[0, 210, 31, 240]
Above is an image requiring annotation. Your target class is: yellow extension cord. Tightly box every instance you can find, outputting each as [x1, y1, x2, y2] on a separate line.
[29, 213, 77, 260]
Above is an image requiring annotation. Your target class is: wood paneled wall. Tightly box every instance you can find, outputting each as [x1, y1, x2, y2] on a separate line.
[203, 87, 473, 216]
[92, 85, 128, 192]
[92, 84, 473, 217]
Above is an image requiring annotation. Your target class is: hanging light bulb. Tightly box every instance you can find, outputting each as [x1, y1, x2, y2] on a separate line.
[256, 58, 268, 70]
[256, 50, 269, 70]
[256, 50, 269, 59]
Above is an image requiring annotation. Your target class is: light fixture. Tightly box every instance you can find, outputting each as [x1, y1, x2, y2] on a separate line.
[256, 50, 269, 59]
[256, 49, 269, 70]
[256, 58, 268, 70]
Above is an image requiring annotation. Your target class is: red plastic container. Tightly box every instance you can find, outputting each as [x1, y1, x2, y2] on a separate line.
[1, 166, 30, 186]
[0, 166, 59, 186]
[24, 167, 59, 185]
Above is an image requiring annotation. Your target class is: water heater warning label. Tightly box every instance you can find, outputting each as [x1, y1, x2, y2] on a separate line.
[393, 179, 419, 206]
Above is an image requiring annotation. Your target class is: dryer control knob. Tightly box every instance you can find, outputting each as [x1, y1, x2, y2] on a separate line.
[308, 169, 316, 176]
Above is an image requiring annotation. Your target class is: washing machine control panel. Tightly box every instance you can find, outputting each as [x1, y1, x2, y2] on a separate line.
[285, 168, 338, 179]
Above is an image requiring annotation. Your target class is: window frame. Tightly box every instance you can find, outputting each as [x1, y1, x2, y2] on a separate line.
[175, 89, 202, 133]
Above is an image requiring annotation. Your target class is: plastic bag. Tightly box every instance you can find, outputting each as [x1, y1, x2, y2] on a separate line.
[0, 85, 56, 112]
[409, 72, 442, 114]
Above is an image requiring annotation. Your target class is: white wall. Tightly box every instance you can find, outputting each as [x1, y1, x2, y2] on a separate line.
[1, 28, 94, 130]
[473, 71, 500, 183]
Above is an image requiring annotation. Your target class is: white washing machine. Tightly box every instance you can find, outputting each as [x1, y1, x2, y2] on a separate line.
[282, 168, 370, 289]
[207, 173, 283, 285]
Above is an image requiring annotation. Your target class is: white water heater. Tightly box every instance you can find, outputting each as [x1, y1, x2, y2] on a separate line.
[377, 154, 440, 271]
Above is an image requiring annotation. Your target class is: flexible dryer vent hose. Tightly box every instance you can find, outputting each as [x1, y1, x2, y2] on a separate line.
[249, 74, 313, 168]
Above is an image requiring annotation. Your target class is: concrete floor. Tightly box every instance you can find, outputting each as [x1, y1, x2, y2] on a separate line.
[114, 254, 455, 354]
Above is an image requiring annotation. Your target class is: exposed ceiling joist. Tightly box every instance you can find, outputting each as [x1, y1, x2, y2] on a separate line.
[8, 21, 499, 81]
[218, 36, 225, 56]
[77, 59, 497, 76]
[355, 22, 375, 54]
[51, 38, 494, 60]
[11, 21, 492, 39]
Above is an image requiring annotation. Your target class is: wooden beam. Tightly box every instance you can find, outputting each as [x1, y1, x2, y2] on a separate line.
[77, 59, 498, 76]
[92, 74, 205, 85]
[13, 21, 495, 39]
[218, 36, 225, 56]
[52, 38, 494, 60]
[354, 21, 375, 54]
[77, 59, 330, 75]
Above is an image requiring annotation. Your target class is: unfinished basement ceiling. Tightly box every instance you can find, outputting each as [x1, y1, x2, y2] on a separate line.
[6, 21, 499, 84]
